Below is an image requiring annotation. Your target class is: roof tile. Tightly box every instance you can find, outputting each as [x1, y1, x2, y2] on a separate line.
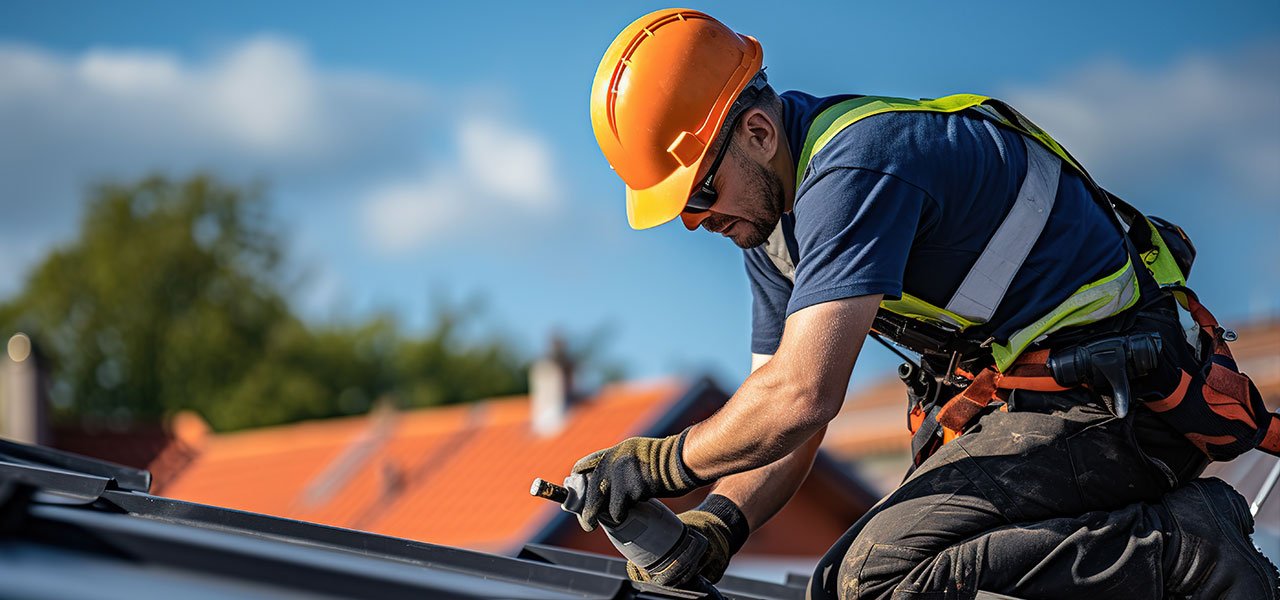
[162, 379, 684, 552]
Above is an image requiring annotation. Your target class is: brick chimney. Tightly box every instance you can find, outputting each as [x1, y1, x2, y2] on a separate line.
[1, 333, 50, 445]
[530, 333, 575, 437]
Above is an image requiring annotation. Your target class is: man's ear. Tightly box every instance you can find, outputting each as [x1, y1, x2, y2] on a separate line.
[739, 108, 778, 162]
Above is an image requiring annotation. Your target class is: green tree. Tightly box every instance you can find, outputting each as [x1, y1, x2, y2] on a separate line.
[0, 175, 536, 431]
[2, 175, 291, 425]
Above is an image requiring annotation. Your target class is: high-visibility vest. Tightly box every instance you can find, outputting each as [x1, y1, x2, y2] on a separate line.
[761, 94, 1187, 370]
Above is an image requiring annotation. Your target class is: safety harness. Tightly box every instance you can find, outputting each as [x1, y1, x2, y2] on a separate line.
[771, 95, 1142, 371]
[767, 93, 1279, 466]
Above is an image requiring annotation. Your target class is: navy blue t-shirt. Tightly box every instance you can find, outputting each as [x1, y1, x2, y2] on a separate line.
[746, 91, 1128, 355]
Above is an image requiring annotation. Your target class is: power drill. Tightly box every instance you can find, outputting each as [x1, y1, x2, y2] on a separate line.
[530, 475, 723, 597]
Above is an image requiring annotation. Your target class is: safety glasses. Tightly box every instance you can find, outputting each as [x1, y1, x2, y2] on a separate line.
[683, 71, 769, 215]
[683, 113, 740, 214]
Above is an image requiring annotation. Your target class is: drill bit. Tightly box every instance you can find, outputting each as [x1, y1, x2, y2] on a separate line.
[530, 478, 569, 503]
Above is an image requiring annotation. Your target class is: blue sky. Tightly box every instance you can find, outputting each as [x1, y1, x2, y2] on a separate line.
[1, 1, 1277, 389]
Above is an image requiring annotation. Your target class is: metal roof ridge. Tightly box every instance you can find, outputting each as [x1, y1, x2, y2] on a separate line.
[0, 436, 151, 493]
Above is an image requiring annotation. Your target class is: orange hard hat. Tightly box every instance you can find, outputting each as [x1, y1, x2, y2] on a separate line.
[590, 8, 764, 230]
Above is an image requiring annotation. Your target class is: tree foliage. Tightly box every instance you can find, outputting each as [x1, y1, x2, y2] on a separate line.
[0, 175, 537, 431]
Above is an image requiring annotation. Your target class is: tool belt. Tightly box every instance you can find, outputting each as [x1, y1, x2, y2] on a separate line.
[902, 288, 1280, 468]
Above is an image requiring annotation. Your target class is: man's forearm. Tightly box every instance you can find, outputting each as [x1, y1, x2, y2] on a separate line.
[711, 426, 826, 531]
[684, 296, 879, 481]
[685, 358, 835, 479]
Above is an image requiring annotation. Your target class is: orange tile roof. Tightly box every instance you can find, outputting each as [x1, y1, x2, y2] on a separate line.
[161, 379, 685, 553]
[1232, 319, 1280, 405]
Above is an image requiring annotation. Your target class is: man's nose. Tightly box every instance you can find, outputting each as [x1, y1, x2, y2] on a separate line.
[681, 211, 710, 231]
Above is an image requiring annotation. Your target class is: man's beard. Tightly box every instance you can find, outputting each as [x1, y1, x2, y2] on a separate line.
[700, 153, 785, 249]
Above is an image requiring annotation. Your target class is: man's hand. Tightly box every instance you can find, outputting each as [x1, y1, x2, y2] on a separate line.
[625, 494, 750, 586]
[570, 428, 707, 531]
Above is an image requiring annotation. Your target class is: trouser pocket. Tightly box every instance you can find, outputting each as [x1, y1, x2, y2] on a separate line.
[1065, 404, 1173, 506]
[841, 544, 933, 600]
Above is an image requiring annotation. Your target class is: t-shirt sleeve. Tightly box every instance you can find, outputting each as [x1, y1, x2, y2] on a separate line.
[744, 247, 793, 355]
[786, 167, 933, 317]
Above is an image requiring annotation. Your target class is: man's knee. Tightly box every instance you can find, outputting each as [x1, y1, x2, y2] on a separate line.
[837, 542, 939, 599]
[836, 517, 936, 600]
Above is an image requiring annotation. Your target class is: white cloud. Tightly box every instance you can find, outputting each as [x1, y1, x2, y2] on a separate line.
[77, 49, 182, 93]
[0, 36, 429, 264]
[360, 116, 561, 255]
[1001, 42, 1280, 204]
[363, 169, 468, 254]
[0, 36, 427, 171]
[457, 117, 556, 207]
[0, 35, 564, 293]
[204, 39, 322, 153]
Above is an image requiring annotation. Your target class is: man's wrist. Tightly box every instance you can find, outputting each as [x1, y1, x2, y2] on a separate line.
[696, 494, 751, 555]
[675, 426, 712, 488]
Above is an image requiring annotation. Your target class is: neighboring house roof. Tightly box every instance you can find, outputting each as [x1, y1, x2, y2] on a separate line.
[0, 437, 810, 599]
[161, 378, 686, 552]
[156, 376, 880, 556]
[1232, 318, 1280, 403]
[51, 410, 208, 491]
[823, 377, 909, 457]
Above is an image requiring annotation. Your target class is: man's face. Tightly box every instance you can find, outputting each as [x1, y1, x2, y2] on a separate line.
[682, 123, 786, 249]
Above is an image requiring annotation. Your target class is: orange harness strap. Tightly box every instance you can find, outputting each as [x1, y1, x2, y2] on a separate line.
[935, 349, 1069, 437]
[1261, 414, 1280, 456]
[1160, 287, 1280, 459]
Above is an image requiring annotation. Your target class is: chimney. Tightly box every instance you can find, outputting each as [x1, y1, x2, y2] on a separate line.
[1, 333, 50, 445]
[530, 333, 575, 437]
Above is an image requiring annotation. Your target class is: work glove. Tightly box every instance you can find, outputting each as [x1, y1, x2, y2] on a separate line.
[625, 494, 751, 586]
[570, 427, 707, 532]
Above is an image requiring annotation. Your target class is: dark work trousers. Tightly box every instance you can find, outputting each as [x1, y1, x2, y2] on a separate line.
[807, 387, 1223, 599]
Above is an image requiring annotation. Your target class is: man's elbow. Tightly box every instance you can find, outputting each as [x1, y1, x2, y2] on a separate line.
[767, 294, 878, 431]
[760, 359, 844, 429]
[795, 387, 843, 428]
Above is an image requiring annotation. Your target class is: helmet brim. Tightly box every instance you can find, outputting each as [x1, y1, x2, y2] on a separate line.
[625, 165, 700, 230]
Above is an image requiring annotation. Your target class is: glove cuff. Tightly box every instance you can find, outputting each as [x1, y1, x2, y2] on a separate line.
[697, 494, 751, 555]
[674, 426, 712, 488]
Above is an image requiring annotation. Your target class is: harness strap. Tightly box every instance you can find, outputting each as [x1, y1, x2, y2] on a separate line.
[909, 404, 944, 468]
[1262, 414, 1280, 456]
[935, 349, 1068, 435]
[906, 349, 1065, 466]
[1158, 286, 1280, 459]
[916, 288, 1280, 464]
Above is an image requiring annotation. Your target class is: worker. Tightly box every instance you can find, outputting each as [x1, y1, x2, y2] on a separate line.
[575, 8, 1280, 599]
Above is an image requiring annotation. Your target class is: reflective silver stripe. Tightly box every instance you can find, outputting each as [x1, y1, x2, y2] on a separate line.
[763, 222, 796, 283]
[944, 137, 1062, 322]
[973, 102, 1128, 234]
